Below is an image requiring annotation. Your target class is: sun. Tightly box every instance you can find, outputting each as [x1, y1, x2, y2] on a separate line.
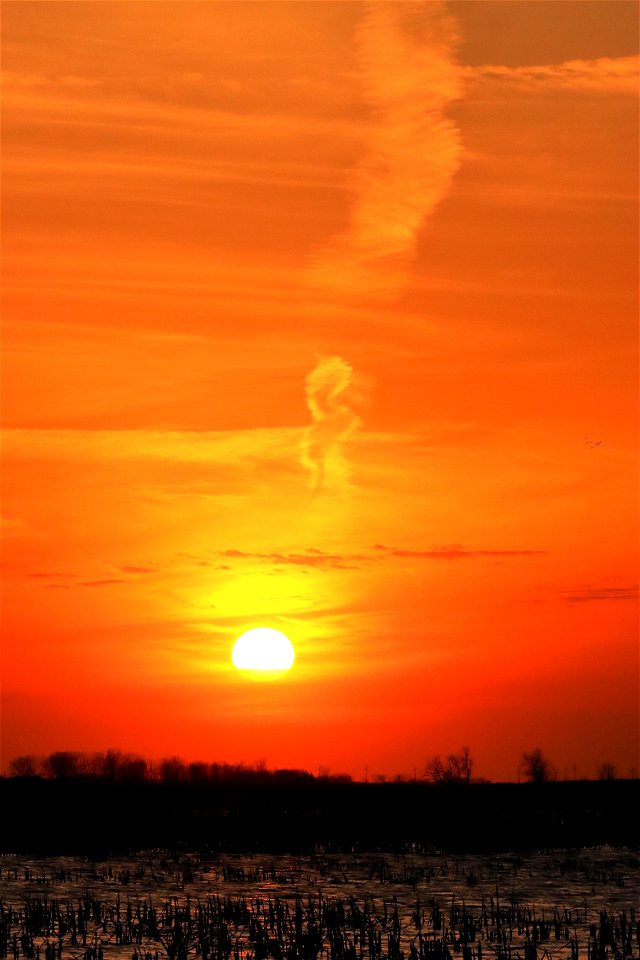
[231, 627, 295, 681]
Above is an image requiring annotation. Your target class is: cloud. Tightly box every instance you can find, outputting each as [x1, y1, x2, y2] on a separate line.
[300, 355, 362, 496]
[306, 0, 463, 299]
[0, 515, 34, 538]
[29, 572, 74, 579]
[1, 70, 103, 90]
[219, 543, 544, 570]
[2, 426, 300, 464]
[565, 585, 638, 603]
[388, 547, 545, 560]
[2, 69, 365, 155]
[221, 549, 360, 570]
[119, 565, 156, 574]
[79, 579, 127, 587]
[468, 55, 638, 95]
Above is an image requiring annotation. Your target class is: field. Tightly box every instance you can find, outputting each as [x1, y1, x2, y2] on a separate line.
[1, 848, 637, 960]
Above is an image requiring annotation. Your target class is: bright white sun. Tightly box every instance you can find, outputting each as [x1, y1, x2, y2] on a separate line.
[231, 627, 295, 680]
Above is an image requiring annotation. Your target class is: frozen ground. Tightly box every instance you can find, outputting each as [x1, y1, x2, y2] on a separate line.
[0, 847, 637, 959]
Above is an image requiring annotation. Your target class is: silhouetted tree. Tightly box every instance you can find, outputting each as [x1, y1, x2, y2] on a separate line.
[273, 768, 315, 784]
[329, 772, 353, 784]
[103, 749, 125, 781]
[425, 747, 473, 785]
[46, 751, 83, 779]
[160, 756, 187, 783]
[598, 761, 617, 780]
[521, 748, 556, 783]
[9, 755, 40, 777]
[457, 745, 473, 782]
[80, 750, 119, 780]
[119, 755, 147, 782]
[188, 762, 209, 784]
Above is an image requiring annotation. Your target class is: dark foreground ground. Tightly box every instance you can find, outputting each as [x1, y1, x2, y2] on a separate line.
[1, 778, 637, 856]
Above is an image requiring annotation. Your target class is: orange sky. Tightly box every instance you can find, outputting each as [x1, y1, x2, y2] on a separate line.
[1, 1, 638, 782]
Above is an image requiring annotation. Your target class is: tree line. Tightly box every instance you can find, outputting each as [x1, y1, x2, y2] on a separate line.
[6, 751, 348, 785]
[423, 747, 625, 784]
[5, 746, 627, 784]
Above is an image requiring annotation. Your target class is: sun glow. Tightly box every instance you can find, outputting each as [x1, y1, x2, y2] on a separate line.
[231, 627, 295, 681]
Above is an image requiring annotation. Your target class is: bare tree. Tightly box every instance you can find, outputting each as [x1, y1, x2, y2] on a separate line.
[425, 747, 474, 785]
[9, 755, 40, 777]
[119, 755, 147, 782]
[45, 751, 81, 779]
[188, 761, 209, 784]
[103, 749, 124, 781]
[598, 761, 617, 780]
[521, 748, 556, 783]
[424, 754, 445, 783]
[159, 756, 187, 783]
[457, 745, 473, 783]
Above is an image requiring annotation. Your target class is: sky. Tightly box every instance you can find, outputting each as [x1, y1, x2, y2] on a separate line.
[1, 0, 638, 782]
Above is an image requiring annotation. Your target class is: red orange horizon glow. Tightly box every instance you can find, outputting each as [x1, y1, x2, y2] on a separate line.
[1, 1, 638, 783]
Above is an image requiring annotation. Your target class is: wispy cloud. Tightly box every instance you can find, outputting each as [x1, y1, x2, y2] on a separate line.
[1, 70, 363, 139]
[565, 585, 638, 603]
[218, 544, 545, 571]
[27, 565, 153, 581]
[222, 549, 360, 570]
[468, 55, 638, 95]
[1, 70, 103, 90]
[300, 356, 362, 496]
[306, 0, 463, 299]
[388, 547, 546, 560]
[28, 572, 73, 579]
[78, 579, 127, 588]
[2, 427, 300, 464]
[0, 516, 34, 538]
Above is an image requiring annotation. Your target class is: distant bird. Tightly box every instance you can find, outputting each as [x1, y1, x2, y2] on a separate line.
[584, 437, 602, 448]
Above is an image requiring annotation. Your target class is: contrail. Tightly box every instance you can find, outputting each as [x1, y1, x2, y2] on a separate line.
[300, 4, 462, 493]
[300, 356, 361, 496]
[307, 0, 463, 299]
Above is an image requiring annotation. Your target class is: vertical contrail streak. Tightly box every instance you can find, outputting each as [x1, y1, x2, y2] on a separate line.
[301, 3, 462, 492]
[307, 0, 463, 299]
[300, 356, 361, 496]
